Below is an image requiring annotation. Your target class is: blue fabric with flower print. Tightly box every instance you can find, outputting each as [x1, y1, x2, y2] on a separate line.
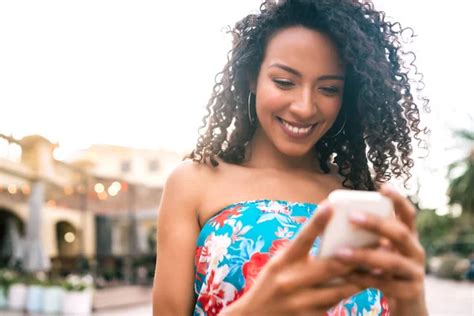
[193, 199, 389, 316]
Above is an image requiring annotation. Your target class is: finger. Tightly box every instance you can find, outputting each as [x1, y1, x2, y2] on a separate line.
[276, 258, 355, 293]
[379, 238, 393, 251]
[349, 211, 422, 258]
[282, 202, 333, 262]
[286, 283, 361, 311]
[380, 184, 417, 232]
[334, 247, 423, 280]
[347, 273, 425, 301]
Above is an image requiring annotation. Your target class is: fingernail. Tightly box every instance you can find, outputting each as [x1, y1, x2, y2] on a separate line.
[317, 202, 331, 214]
[381, 183, 396, 194]
[336, 248, 353, 258]
[349, 211, 367, 223]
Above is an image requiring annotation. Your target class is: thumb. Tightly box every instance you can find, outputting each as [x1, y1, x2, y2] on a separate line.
[282, 202, 332, 262]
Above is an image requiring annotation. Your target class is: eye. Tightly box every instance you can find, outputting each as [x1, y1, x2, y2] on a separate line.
[319, 86, 341, 96]
[273, 78, 294, 89]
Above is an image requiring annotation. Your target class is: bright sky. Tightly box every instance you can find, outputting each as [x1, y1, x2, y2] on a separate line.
[1, 1, 472, 210]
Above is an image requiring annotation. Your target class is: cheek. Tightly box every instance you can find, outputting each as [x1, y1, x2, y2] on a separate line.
[320, 99, 342, 120]
[255, 77, 288, 114]
[256, 86, 285, 113]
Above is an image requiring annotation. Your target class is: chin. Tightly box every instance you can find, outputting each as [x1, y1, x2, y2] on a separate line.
[275, 142, 316, 158]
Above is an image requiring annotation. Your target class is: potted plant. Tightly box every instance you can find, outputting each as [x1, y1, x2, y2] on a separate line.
[42, 278, 65, 314]
[7, 273, 27, 311]
[62, 274, 94, 315]
[25, 273, 48, 313]
[0, 269, 18, 309]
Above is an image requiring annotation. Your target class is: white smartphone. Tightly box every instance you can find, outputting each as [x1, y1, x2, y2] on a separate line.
[318, 189, 394, 258]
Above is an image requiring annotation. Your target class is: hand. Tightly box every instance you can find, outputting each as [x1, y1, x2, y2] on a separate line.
[333, 184, 428, 316]
[221, 202, 361, 316]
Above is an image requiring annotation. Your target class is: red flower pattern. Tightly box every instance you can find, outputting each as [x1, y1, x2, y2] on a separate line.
[194, 246, 209, 281]
[269, 239, 290, 255]
[197, 270, 225, 316]
[292, 216, 308, 224]
[380, 296, 390, 315]
[197, 266, 236, 316]
[211, 205, 242, 228]
[242, 252, 270, 292]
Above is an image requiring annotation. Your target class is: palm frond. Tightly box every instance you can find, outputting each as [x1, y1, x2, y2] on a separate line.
[452, 129, 474, 142]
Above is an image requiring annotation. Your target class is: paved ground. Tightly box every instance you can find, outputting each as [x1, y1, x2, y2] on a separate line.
[94, 304, 152, 316]
[94, 276, 474, 316]
[93, 286, 151, 310]
[93, 276, 473, 316]
[2, 276, 472, 315]
[424, 275, 473, 316]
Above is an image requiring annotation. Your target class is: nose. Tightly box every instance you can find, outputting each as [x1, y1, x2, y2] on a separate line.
[289, 87, 318, 122]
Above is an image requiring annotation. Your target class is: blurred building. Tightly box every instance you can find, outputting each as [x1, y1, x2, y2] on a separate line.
[0, 134, 182, 278]
[68, 144, 181, 257]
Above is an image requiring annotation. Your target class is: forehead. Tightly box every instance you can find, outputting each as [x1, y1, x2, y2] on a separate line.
[262, 26, 344, 73]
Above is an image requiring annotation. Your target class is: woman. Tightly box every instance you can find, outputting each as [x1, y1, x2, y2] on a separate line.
[153, 0, 429, 315]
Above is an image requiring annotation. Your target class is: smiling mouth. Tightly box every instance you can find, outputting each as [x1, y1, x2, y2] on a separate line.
[276, 117, 317, 139]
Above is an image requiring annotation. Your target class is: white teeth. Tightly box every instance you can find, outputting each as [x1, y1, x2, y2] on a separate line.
[281, 119, 312, 134]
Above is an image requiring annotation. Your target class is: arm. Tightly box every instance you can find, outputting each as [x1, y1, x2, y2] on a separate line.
[152, 161, 204, 316]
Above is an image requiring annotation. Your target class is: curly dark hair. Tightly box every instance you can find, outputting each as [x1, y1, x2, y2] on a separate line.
[186, 0, 429, 191]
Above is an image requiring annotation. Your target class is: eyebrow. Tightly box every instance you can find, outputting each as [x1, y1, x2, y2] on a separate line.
[269, 63, 345, 81]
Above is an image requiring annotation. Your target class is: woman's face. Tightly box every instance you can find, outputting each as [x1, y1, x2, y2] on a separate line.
[253, 26, 345, 158]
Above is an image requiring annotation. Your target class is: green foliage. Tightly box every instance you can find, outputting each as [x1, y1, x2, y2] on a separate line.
[147, 227, 157, 253]
[448, 157, 474, 214]
[62, 274, 94, 292]
[0, 269, 19, 291]
[447, 128, 474, 215]
[452, 129, 474, 142]
[417, 209, 474, 257]
[416, 209, 455, 256]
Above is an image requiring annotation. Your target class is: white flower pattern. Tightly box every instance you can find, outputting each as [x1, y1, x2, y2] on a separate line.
[205, 233, 232, 268]
[275, 226, 294, 238]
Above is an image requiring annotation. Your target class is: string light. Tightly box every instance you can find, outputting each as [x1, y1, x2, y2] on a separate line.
[108, 181, 122, 196]
[94, 183, 104, 194]
[121, 182, 128, 192]
[98, 191, 108, 200]
[64, 232, 75, 243]
[112, 181, 121, 190]
[8, 185, 17, 194]
[21, 184, 30, 195]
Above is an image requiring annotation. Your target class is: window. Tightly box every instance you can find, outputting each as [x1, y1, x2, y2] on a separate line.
[148, 159, 159, 172]
[121, 160, 131, 173]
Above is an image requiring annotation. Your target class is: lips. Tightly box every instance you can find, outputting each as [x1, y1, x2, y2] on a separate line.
[276, 117, 316, 139]
[278, 117, 315, 128]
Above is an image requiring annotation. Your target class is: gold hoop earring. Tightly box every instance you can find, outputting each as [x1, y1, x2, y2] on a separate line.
[247, 92, 256, 125]
[325, 114, 346, 138]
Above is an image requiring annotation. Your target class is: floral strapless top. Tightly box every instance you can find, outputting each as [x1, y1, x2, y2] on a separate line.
[193, 199, 389, 316]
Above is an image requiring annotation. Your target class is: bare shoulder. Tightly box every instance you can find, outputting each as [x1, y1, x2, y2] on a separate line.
[158, 159, 210, 230]
[163, 159, 219, 210]
[166, 159, 212, 183]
